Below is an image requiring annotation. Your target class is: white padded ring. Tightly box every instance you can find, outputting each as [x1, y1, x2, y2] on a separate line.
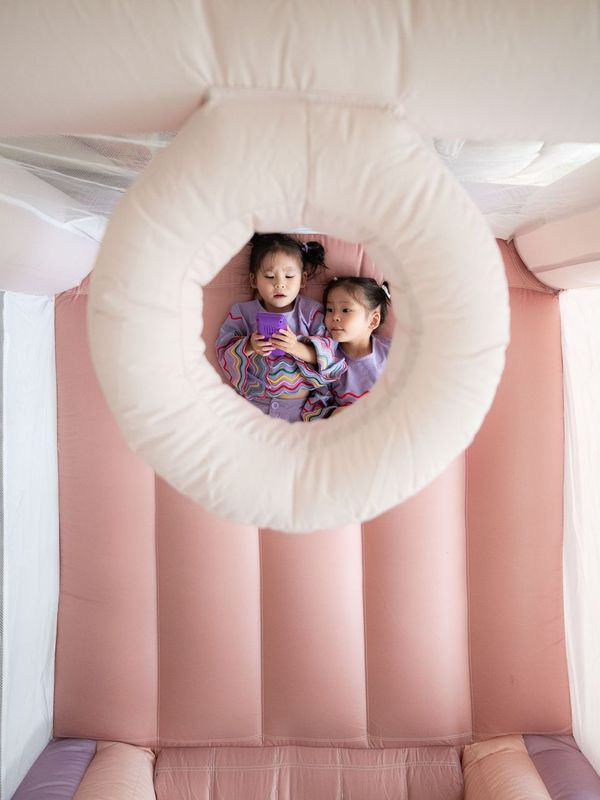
[88, 96, 509, 532]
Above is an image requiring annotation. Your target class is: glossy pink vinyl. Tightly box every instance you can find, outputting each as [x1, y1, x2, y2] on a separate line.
[53, 238, 570, 756]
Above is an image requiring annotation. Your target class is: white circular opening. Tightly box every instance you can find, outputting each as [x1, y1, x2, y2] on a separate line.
[88, 97, 509, 532]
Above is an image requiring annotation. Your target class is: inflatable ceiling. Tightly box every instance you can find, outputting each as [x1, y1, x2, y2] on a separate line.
[1, 2, 600, 799]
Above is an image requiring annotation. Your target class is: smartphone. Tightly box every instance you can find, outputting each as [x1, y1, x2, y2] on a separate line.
[255, 311, 287, 357]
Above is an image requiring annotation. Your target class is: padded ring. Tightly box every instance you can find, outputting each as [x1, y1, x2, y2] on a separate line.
[88, 96, 509, 532]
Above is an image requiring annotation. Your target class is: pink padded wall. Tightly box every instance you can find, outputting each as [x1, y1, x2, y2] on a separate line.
[157, 480, 261, 745]
[54, 288, 158, 744]
[467, 241, 571, 737]
[53, 238, 570, 747]
[364, 457, 471, 747]
[261, 525, 368, 745]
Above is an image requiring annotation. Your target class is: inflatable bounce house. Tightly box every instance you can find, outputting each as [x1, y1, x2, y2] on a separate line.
[2, 2, 600, 798]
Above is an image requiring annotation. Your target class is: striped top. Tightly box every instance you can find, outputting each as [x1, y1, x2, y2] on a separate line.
[216, 297, 346, 422]
[303, 335, 391, 420]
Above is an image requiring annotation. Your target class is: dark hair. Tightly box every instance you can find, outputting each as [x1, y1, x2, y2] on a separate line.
[323, 276, 391, 326]
[249, 233, 326, 280]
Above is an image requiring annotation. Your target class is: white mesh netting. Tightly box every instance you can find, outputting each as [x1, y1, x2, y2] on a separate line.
[0, 133, 174, 241]
[0, 134, 598, 245]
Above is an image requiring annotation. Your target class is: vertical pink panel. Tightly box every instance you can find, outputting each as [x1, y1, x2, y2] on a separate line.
[157, 480, 262, 744]
[364, 456, 471, 746]
[261, 527, 368, 745]
[467, 286, 571, 736]
[54, 291, 158, 744]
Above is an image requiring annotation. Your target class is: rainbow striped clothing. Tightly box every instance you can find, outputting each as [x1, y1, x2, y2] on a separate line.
[216, 297, 346, 422]
[303, 335, 391, 420]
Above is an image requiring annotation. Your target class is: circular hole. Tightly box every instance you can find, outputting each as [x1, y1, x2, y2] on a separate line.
[202, 232, 403, 424]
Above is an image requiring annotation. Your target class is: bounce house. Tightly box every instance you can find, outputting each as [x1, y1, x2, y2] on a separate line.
[2, 2, 600, 798]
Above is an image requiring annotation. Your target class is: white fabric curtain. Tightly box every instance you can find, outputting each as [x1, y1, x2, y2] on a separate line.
[560, 287, 600, 775]
[1, 292, 58, 800]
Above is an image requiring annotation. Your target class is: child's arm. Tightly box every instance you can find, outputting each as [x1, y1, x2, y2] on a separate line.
[296, 336, 347, 389]
[294, 340, 318, 364]
[216, 308, 248, 361]
[216, 307, 263, 394]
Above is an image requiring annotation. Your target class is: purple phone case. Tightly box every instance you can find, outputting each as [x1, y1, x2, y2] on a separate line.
[256, 311, 287, 357]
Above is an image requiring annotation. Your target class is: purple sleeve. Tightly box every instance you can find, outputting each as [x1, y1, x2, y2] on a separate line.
[215, 306, 263, 396]
[296, 298, 347, 385]
[297, 335, 347, 385]
[304, 300, 327, 336]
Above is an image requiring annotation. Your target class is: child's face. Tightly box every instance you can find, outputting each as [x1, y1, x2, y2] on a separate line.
[250, 251, 306, 313]
[325, 286, 380, 345]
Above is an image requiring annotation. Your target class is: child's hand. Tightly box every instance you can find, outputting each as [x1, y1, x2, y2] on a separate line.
[271, 330, 318, 365]
[249, 331, 274, 356]
[270, 328, 299, 356]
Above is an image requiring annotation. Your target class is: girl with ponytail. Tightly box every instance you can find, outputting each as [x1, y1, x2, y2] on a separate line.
[216, 233, 346, 422]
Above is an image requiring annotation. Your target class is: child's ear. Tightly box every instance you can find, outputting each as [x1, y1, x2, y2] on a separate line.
[300, 271, 307, 288]
[369, 309, 381, 330]
[249, 273, 257, 289]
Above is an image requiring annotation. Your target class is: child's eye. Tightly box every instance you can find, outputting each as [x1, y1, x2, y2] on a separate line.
[285, 275, 296, 279]
[326, 307, 332, 313]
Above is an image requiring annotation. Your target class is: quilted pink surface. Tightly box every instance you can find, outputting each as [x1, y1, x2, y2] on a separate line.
[154, 746, 463, 800]
[53, 238, 570, 747]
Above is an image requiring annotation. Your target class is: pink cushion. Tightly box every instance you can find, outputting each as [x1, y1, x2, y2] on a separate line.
[463, 736, 551, 799]
[74, 742, 155, 800]
[154, 746, 463, 800]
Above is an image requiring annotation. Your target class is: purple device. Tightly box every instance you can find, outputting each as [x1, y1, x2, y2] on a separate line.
[256, 311, 287, 357]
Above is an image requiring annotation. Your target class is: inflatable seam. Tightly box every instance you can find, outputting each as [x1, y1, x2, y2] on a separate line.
[473, 727, 573, 739]
[506, 241, 557, 294]
[360, 523, 370, 744]
[155, 733, 472, 747]
[209, 746, 215, 800]
[532, 252, 600, 274]
[155, 476, 161, 750]
[259, 529, 265, 746]
[0, 291, 4, 800]
[158, 735, 263, 747]
[156, 760, 462, 772]
[367, 733, 472, 743]
[302, 102, 310, 229]
[465, 450, 475, 744]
